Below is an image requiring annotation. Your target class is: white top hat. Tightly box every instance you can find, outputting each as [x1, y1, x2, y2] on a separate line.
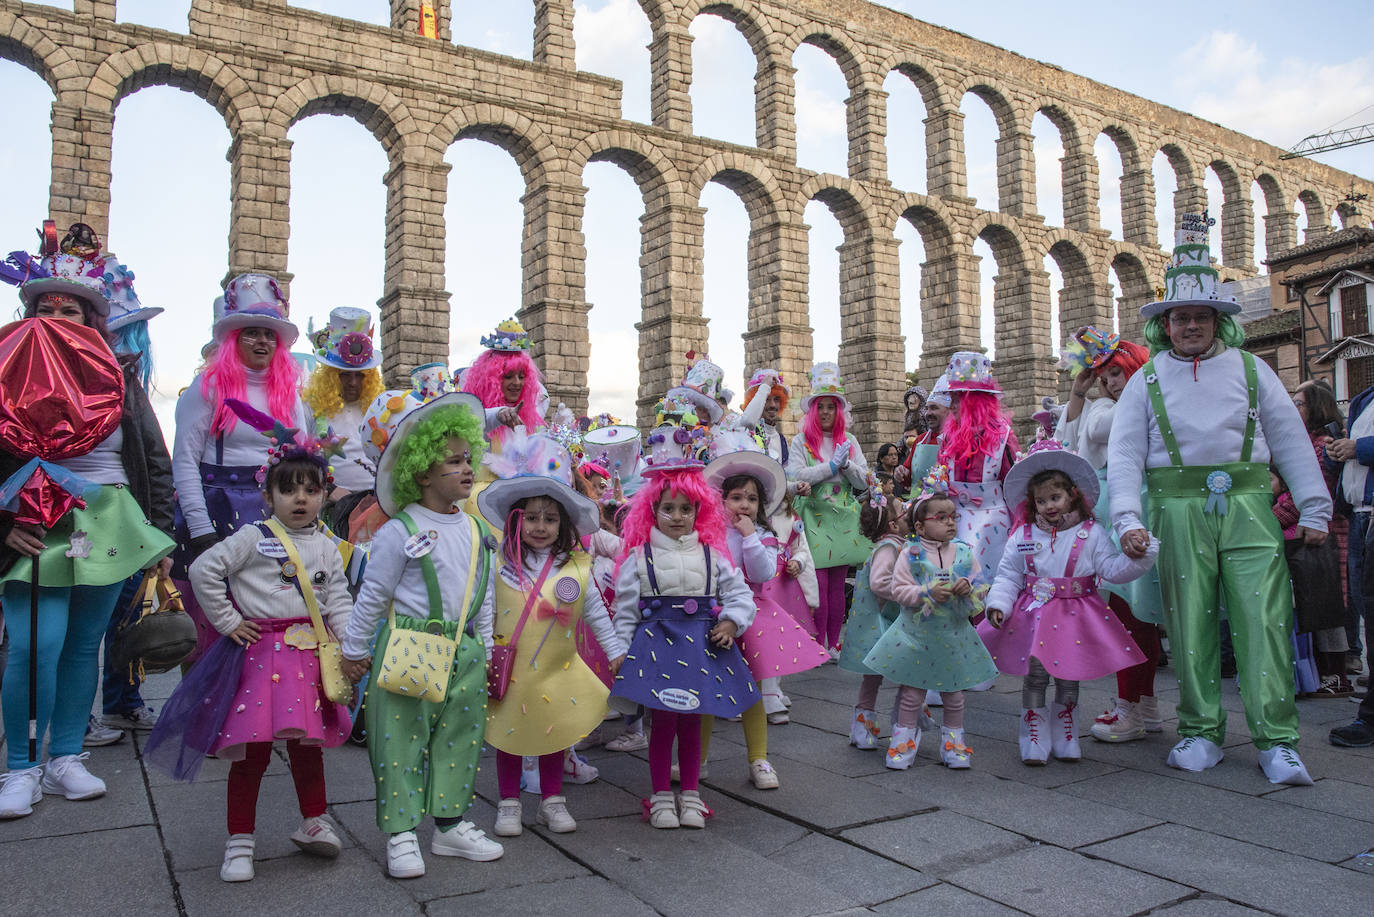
[313, 306, 381, 370]
[799, 361, 848, 414]
[215, 273, 298, 346]
[1140, 212, 1240, 318]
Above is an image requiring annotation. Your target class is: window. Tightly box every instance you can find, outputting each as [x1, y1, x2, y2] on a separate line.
[1348, 354, 1374, 397]
[1341, 283, 1368, 337]
[1255, 349, 1279, 373]
[1286, 283, 1298, 302]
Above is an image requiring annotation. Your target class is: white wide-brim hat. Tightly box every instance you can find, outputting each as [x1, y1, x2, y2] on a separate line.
[666, 384, 724, 424]
[478, 475, 600, 538]
[19, 277, 110, 316]
[704, 450, 787, 518]
[1139, 297, 1241, 319]
[375, 391, 485, 517]
[108, 305, 164, 331]
[214, 311, 299, 347]
[1002, 441, 1100, 511]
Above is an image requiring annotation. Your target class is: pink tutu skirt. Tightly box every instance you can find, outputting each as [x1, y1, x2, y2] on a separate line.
[210, 617, 352, 761]
[977, 577, 1143, 681]
[759, 574, 819, 638]
[738, 590, 830, 680]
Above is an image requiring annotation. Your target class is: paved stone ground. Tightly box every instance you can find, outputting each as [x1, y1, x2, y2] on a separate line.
[3, 658, 1372, 916]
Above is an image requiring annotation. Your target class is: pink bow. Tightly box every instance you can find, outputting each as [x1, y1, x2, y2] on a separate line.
[948, 484, 983, 508]
[535, 597, 575, 628]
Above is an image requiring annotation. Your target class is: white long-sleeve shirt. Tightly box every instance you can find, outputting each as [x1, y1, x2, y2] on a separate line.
[1107, 346, 1331, 537]
[611, 528, 757, 648]
[770, 512, 819, 607]
[318, 402, 375, 493]
[985, 519, 1158, 614]
[497, 547, 627, 660]
[342, 504, 496, 660]
[1054, 394, 1113, 472]
[188, 516, 351, 637]
[172, 371, 312, 538]
[726, 528, 779, 586]
[785, 432, 869, 492]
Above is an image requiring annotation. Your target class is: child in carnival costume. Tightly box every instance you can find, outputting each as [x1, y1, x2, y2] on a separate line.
[478, 432, 628, 837]
[301, 307, 385, 511]
[339, 392, 506, 878]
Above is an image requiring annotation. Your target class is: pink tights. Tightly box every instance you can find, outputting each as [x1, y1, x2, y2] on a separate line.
[813, 566, 849, 650]
[496, 749, 563, 800]
[857, 676, 965, 729]
[649, 709, 702, 792]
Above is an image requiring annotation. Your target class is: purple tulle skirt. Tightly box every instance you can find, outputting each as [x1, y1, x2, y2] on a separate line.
[144, 636, 244, 782]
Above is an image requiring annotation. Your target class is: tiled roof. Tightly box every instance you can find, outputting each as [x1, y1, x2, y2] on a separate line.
[1287, 253, 1374, 286]
[1266, 227, 1374, 265]
[1240, 309, 1299, 340]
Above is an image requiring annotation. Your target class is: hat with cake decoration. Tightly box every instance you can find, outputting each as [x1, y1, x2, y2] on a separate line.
[215, 273, 298, 346]
[666, 351, 725, 424]
[943, 351, 1001, 395]
[480, 316, 531, 352]
[799, 361, 848, 414]
[1003, 439, 1099, 509]
[703, 427, 787, 517]
[312, 306, 381, 370]
[1140, 212, 1240, 318]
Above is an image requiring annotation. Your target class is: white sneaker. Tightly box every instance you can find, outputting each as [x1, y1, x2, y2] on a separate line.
[604, 730, 648, 752]
[940, 727, 972, 769]
[678, 790, 708, 829]
[290, 815, 341, 858]
[669, 760, 708, 783]
[781, 693, 793, 708]
[83, 716, 124, 748]
[431, 819, 504, 860]
[849, 708, 880, 750]
[102, 706, 157, 732]
[648, 790, 679, 829]
[885, 725, 919, 770]
[749, 758, 780, 790]
[537, 795, 577, 833]
[1167, 736, 1224, 772]
[387, 831, 425, 878]
[563, 748, 599, 784]
[0, 766, 43, 819]
[220, 834, 255, 882]
[494, 798, 523, 837]
[766, 710, 790, 725]
[574, 726, 603, 751]
[1019, 708, 1050, 766]
[1139, 695, 1164, 732]
[41, 753, 106, 800]
[1258, 745, 1314, 786]
[1051, 702, 1081, 761]
[1091, 699, 1146, 743]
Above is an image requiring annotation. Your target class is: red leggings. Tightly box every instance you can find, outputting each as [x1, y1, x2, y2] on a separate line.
[813, 566, 849, 650]
[226, 740, 327, 835]
[1109, 594, 1161, 702]
[649, 709, 702, 793]
[495, 749, 564, 800]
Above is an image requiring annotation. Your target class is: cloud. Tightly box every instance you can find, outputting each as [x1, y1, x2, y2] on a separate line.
[573, 0, 652, 123]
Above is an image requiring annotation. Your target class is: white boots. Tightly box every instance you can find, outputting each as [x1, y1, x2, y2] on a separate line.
[1092, 698, 1146, 743]
[939, 727, 972, 769]
[885, 725, 919, 769]
[850, 708, 880, 750]
[1051, 702, 1081, 761]
[1019, 707, 1050, 765]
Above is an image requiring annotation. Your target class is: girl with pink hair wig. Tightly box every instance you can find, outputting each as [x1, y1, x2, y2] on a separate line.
[608, 465, 759, 829]
[463, 348, 545, 447]
[936, 389, 1019, 588]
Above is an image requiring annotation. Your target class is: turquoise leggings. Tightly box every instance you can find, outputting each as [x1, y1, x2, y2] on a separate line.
[2, 581, 123, 768]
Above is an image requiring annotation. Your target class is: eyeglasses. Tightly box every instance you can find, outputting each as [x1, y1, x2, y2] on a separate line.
[924, 512, 959, 523]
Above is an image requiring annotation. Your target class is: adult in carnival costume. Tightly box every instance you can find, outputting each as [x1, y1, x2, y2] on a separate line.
[1108, 213, 1330, 785]
[740, 368, 792, 466]
[937, 352, 1018, 586]
[171, 274, 310, 659]
[461, 317, 547, 513]
[898, 372, 951, 489]
[1055, 328, 1167, 743]
[0, 235, 175, 818]
[786, 362, 871, 651]
[301, 307, 385, 505]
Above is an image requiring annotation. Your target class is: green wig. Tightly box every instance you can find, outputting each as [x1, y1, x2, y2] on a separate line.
[1143, 311, 1245, 356]
[390, 403, 486, 508]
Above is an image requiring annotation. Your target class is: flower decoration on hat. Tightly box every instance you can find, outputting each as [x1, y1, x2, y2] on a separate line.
[642, 423, 707, 475]
[480, 317, 531, 352]
[311, 306, 380, 370]
[746, 368, 789, 397]
[226, 398, 346, 488]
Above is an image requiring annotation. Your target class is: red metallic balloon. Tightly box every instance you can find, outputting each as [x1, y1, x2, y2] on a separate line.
[0, 317, 124, 461]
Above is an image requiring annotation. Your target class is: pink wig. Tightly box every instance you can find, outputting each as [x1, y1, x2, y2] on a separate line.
[201, 329, 302, 434]
[614, 469, 733, 578]
[462, 349, 544, 445]
[938, 391, 1012, 466]
[801, 396, 847, 459]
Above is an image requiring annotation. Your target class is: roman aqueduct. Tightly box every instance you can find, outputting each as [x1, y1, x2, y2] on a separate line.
[4, 0, 1372, 440]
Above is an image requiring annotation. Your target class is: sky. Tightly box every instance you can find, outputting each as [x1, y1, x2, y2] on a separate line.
[2, 0, 1372, 435]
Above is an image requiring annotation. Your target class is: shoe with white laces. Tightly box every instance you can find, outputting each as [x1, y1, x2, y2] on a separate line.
[0, 766, 43, 819]
[290, 816, 341, 858]
[1258, 745, 1314, 786]
[1019, 708, 1050, 766]
[564, 748, 599, 784]
[604, 729, 648, 752]
[387, 831, 425, 878]
[537, 795, 577, 833]
[885, 725, 919, 770]
[1091, 699, 1146, 743]
[939, 727, 972, 769]
[220, 834, 255, 882]
[102, 706, 157, 732]
[494, 798, 523, 837]
[41, 753, 106, 800]
[1139, 695, 1164, 732]
[849, 707, 880, 749]
[648, 791, 679, 829]
[1051, 702, 1081, 761]
[431, 820, 504, 860]
[1167, 736, 1224, 772]
[678, 790, 708, 829]
[83, 716, 124, 748]
[748, 758, 780, 789]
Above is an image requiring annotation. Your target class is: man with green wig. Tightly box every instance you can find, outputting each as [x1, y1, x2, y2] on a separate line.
[1107, 213, 1329, 786]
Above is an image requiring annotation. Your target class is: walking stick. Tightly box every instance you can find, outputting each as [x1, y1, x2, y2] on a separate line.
[28, 552, 38, 762]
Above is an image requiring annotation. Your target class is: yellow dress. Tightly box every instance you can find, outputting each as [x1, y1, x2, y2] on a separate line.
[484, 551, 609, 755]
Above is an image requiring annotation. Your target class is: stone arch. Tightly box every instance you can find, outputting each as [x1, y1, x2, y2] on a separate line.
[1033, 101, 1084, 151]
[1297, 188, 1328, 235]
[1109, 247, 1156, 341]
[87, 43, 264, 135]
[1251, 172, 1293, 261]
[269, 73, 418, 157]
[781, 22, 871, 94]
[432, 103, 559, 186]
[689, 151, 783, 224]
[889, 192, 959, 256]
[1043, 230, 1100, 284]
[1096, 122, 1145, 172]
[1044, 229, 1109, 337]
[797, 174, 878, 239]
[959, 76, 1020, 139]
[680, 1, 778, 65]
[1157, 142, 1198, 191]
[1208, 156, 1252, 267]
[967, 214, 1033, 273]
[0, 11, 79, 96]
[636, 0, 676, 32]
[877, 56, 951, 113]
[569, 130, 685, 210]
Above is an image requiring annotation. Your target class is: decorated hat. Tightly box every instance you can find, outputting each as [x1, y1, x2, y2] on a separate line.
[478, 432, 600, 537]
[1056, 325, 1124, 376]
[1031, 396, 1063, 438]
[745, 368, 789, 399]
[944, 351, 1001, 395]
[654, 392, 701, 427]
[642, 423, 707, 476]
[359, 389, 415, 465]
[927, 372, 952, 408]
[1140, 212, 1240, 318]
[799, 361, 848, 414]
[1003, 439, 1099, 510]
[411, 362, 455, 401]
[101, 259, 163, 331]
[215, 273, 298, 346]
[480, 317, 530, 352]
[666, 353, 725, 424]
[546, 403, 585, 466]
[704, 428, 787, 517]
[312, 306, 380, 371]
[375, 390, 485, 517]
[225, 398, 346, 489]
[583, 422, 642, 479]
[14, 250, 111, 317]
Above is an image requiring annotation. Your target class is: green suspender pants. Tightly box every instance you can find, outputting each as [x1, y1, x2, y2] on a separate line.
[1142, 354, 1300, 750]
